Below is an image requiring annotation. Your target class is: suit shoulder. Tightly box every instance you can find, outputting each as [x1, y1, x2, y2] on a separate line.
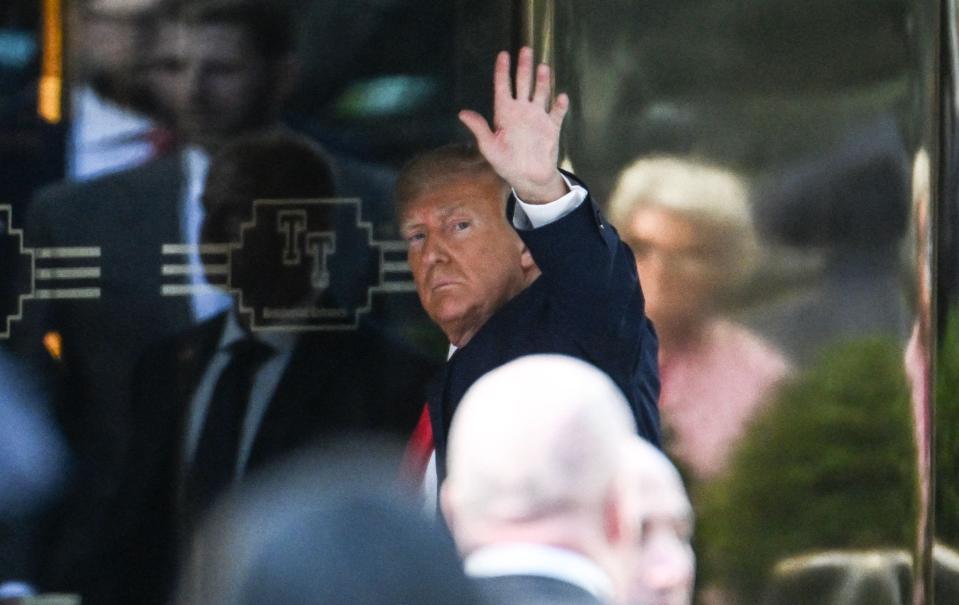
[32, 155, 182, 215]
[27, 156, 184, 244]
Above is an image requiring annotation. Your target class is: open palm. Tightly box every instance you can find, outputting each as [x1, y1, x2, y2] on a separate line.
[459, 47, 570, 203]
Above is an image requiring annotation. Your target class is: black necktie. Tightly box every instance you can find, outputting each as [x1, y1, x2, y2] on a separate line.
[184, 338, 273, 519]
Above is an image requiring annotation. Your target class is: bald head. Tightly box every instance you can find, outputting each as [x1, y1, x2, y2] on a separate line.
[443, 355, 636, 545]
[620, 438, 695, 605]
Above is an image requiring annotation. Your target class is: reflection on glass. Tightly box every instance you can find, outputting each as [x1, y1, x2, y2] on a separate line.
[607, 156, 790, 482]
[906, 150, 934, 605]
[1, 1, 464, 602]
[938, 3, 959, 605]
[555, 0, 937, 601]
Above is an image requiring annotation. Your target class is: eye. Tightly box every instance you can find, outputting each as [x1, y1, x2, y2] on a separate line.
[406, 232, 425, 245]
[453, 221, 471, 232]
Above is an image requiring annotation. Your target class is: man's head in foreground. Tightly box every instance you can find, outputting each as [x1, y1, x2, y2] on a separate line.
[441, 354, 637, 597]
[620, 438, 695, 605]
[396, 144, 541, 347]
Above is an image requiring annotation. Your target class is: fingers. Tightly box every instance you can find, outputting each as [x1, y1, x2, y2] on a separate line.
[489, 46, 566, 122]
[458, 109, 494, 149]
[549, 92, 570, 126]
[531, 62, 552, 108]
[492, 51, 511, 115]
[515, 46, 534, 101]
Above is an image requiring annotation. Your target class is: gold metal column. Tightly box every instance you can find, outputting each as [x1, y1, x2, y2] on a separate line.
[38, 0, 64, 124]
[516, 0, 556, 66]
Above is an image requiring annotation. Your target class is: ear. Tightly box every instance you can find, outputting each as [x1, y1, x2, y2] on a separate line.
[602, 485, 626, 546]
[439, 481, 457, 538]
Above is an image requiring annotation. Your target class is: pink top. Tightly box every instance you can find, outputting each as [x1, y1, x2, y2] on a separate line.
[658, 319, 791, 480]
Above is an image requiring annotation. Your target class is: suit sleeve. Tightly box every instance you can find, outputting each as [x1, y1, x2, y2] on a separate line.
[514, 184, 662, 444]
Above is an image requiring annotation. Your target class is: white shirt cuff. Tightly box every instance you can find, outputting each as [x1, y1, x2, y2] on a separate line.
[512, 174, 588, 229]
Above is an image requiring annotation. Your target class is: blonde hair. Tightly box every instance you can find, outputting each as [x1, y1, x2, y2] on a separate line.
[608, 155, 760, 287]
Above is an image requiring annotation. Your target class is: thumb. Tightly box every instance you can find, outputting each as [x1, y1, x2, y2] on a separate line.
[458, 110, 495, 150]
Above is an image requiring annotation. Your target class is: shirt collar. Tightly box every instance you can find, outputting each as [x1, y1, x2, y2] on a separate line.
[464, 543, 613, 602]
[183, 146, 210, 189]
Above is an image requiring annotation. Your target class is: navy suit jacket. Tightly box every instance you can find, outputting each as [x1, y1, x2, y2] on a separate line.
[428, 190, 661, 480]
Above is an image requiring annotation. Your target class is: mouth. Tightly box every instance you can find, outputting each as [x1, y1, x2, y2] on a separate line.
[431, 280, 460, 292]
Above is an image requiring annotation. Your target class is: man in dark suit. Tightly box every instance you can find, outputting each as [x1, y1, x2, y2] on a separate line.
[106, 132, 434, 605]
[396, 47, 660, 482]
[16, 2, 399, 595]
[16, 0, 299, 465]
[441, 355, 641, 605]
[11, 5, 301, 595]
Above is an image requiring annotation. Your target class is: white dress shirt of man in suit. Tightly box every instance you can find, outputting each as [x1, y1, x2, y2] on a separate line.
[68, 0, 166, 181]
[441, 354, 641, 605]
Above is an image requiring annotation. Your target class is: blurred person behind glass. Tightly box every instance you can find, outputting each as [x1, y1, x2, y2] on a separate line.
[106, 131, 433, 605]
[12, 3, 302, 598]
[67, 0, 170, 181]
[608, 156, 790, 481]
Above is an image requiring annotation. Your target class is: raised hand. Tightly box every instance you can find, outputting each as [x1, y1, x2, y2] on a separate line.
[458, 46, 570, 204]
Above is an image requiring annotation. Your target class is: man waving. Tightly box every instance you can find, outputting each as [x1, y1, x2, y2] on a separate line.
[396, 47, 661, 482]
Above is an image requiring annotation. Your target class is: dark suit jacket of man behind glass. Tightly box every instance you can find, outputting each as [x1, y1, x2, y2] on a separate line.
[428, 187, 661, 480]
[109, 311, 434, 605]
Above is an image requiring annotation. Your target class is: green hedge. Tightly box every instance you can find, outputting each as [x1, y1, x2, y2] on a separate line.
[696, 337, 918, 601]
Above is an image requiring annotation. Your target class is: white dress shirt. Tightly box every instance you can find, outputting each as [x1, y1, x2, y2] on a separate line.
[511, 175, 588, 229]
[68, 86, 154, 181]
[181, 147, 233, 321]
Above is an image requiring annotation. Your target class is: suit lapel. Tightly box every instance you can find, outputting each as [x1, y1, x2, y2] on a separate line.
[169, 315, 226, 489]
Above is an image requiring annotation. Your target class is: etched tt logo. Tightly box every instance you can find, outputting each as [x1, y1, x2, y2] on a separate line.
[161, 198, 416, 332]
[1, 205, 102, 339]
[277, 210, 335, 289]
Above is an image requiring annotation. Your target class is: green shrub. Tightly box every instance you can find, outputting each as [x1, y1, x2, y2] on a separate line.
[697, 337, 918, 601]
[936, 308, 959, 546]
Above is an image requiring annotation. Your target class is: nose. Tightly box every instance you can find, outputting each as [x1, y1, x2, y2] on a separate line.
[421, 232, 450, 265]
[181, 64, 207, 105]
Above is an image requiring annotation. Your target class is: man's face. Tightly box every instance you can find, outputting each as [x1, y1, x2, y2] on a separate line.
[402, 176, 532, 346]
[150, 21, 276, 150]
[628, 469, 696, 605]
